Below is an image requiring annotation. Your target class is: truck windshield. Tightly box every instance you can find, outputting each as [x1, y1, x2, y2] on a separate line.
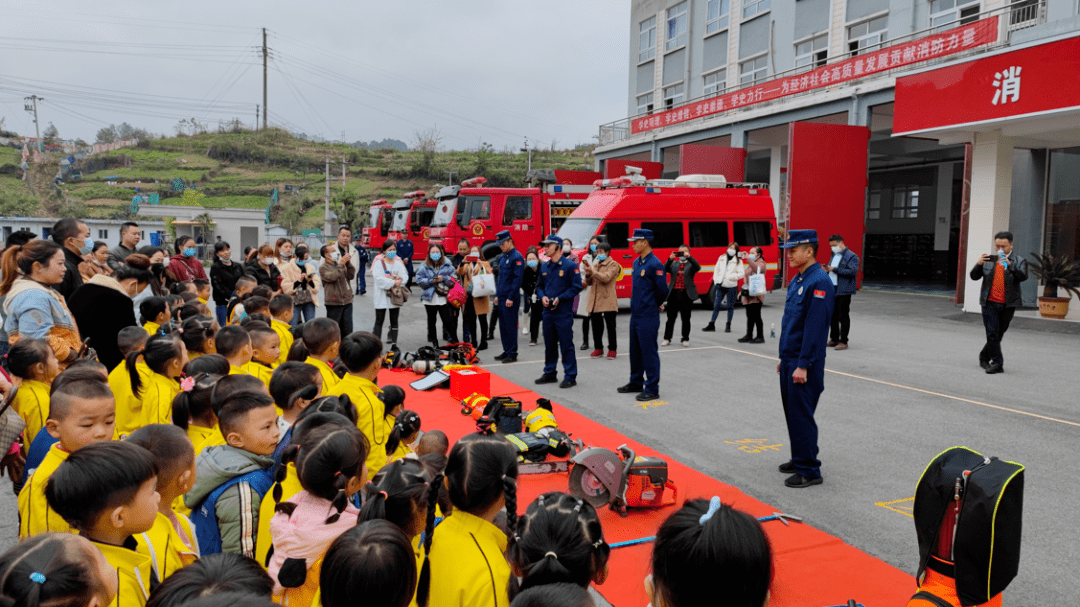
[555, 218, 603, 250]
[431, 199, 458, 227]
[392, 210, 409, 232]
[367, 208, 382, 229]
[457, 196, 491, 229]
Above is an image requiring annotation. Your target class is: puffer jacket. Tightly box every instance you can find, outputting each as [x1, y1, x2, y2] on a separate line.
[417, 258, 456, 303]
[268, 490, 360, 599]
[184, 445, 273, 557]
[585, 256, 621, 313]
[712, 253, 744, 288]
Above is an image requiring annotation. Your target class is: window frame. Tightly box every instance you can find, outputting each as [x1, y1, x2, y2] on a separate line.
[891, 186, 920, 219]
[502, 196, 534, 226]
[794, 33, 829, 71]
[689, 221, 729, 248]
[703, 69, 727, 97]
[742, 0, 771, 20]
[733, 221, 773, 246]
[739, 54, 769, 85]
[867, 189, 882, 220]
[97, 229, 109, 239]
[706, 0, 730, 34]
[639, 17, 657, 63]
[640, 221, 686, 249]
[663, 82, 686, 109]
[637, 92, 655, 116]
[847, 14, 889, 56]
[665, 2, 689, 52]
[930, 0, 981, 29]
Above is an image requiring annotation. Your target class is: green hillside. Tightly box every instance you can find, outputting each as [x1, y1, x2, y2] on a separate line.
[0, 129, 597, 231]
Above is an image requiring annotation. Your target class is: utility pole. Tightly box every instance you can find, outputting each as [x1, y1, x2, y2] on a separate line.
[519, 137, 537, 173]
[262, 28, 268, 130]
[255, 105, 259, 131]
[24, 95, 42, 152]
[341, 157, 346, 192]
[445, 170, 457, 186]
[324, 156, 331, 237]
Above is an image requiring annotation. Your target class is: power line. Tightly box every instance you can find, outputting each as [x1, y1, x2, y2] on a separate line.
[271, 57, 332, 135]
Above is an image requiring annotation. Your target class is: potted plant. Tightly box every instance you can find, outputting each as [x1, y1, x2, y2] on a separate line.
[1028, 251, 1080, 319]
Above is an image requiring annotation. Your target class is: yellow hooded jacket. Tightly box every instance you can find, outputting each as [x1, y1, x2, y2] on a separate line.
[12, 379, 50, 451]
[328, 374, 386, 480]
[138, 373, 180, 428]
[271, 319, 294, 367]
[141, 511, 199, 582]
[109, 361, 153, 438]
[305, 357, 340, 392]
[18, 444, 71, 538]
[427, 509, 511, 607]
[92, 536, 157, 607]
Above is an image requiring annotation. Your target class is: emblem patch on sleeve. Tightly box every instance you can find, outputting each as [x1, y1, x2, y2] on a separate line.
[813, 289, 826, 299]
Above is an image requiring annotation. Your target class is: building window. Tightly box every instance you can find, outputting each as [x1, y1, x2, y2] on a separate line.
[848, 15, 889, 56]
[739, 55, 769, 85]
[704, 70, 727, 96]
[97, 229, 109, 239]
[892, 187, 919, 218]
[666, 2, 688, 51]
[638, 93, 655, 115]
[706, 0, 730, 33]
[639, 17, 657, 62]
[931, 0, 980, 28]
[742, 0, 771, 19]
[794, 34, 828, 71]
[867, 189, 882, 220]
[663, 83, 685, 109]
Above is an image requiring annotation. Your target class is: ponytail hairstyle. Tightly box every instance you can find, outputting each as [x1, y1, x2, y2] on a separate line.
[140, 296, 169, 327]
[171, 372, 222, 431]
[378, 385, 406, 420]
[319, 520, 416, 607]
[179, 315, 218, 355]
[508, 492, 610, 598]
[650, 498, 772, 607]
[271, 411, 354, 505]
[126, 333, 185, 395]
[3, 338, 53, 381]
[418, 433, 518, 607]
[510, 583, 595, 607]
[0, 533, 112, 607]
[0, 239, 62, 297]
[145, 553, 273, 607]
[384, 410, 421, 455]
[359, 458, 436, 533]
[277, 423, 368, 524]
[295, 394, 357, 425]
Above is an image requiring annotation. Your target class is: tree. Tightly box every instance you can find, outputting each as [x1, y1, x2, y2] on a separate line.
[331, 190, 363, 233]
[194, 212, 216, 241]
[411, 126, 443, 179]
[274, 197, 308, 234]
[96, 125, 117, 144]
[42, 122, 58, 141]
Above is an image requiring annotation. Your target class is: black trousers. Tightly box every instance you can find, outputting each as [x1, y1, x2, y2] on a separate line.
[980, 303, 1015, 366]
[580, 315, 590, 344]
[325, 303, 353, 338]
[463, 297, 489, 346]
[744, 302, 763, 339]
[663, 289, 693, 341]
[529, 299, 543, 342]
[426, 304, 457, 344]
[830, 294, 852, 344]
[590, 311, 617, 351]
[372, 307, 399, 344]
[488, 301, 499, 337]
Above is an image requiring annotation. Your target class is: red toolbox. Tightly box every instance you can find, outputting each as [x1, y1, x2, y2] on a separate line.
[448, 366, 491, 401]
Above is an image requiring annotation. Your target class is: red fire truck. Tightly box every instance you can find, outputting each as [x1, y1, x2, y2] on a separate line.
[555, 173, 779, 302]
[362, 198, 394, 249]
[388, 191, 438, 251]
[427, 170, 601, 254]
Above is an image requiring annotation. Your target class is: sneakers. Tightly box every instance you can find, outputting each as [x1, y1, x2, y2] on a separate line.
[636, 392, 659, 402]
[778, 461, 796, 474]
[478, 341, 488, 351]
[702, 323, 716, 332]
[752, 336, 765, 343]
[617, 383, 643, 394]
[737, 335, 753, 343]
[494, 353, 507, 361]
[529, 341, 537, 347]
[579, 343, 590, 351]
[535, 373, 558, 385]
[606, 350, 617, 359]
[979, 359, 991, 370]
[827, 340, 838, 347]
[681, 340, 689, 347]
[661, 340, 671, 346]
[784, 474, 823, 488]
[501, 356, 517, 364]
[986, 363, 1004, 374]
[834, 343, 848, 351]
[590, 349, 603, 359]
[559, 379, 577, 389]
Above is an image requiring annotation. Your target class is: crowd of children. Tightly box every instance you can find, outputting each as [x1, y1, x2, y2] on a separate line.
[0, 292, 777, 607]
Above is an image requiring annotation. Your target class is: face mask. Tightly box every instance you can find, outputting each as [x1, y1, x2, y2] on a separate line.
[219, 253, 231, 261]
[262, 257, 275, 265]
[280, 252, 293, 259]
[331, 250, 341, 263]
[748, 253, 758, 261]
[596, 254, 607, 262]
[527, 259, 538, 269]
[431, 251, 442, 262]
[162, 256, 171, 266]
[183, 247, 197, 257]
[831, 245, 842, 254]
[386, 251, 397, 259]
[727, 248, 736, 256]
[77, 236, 93, 255]
[563, 244, 572, 253]
[589, 244, 597, 253]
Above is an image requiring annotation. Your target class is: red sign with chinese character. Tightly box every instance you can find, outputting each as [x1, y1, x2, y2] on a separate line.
[630, 16, 999, 135]
[893, 35, 1080, 135]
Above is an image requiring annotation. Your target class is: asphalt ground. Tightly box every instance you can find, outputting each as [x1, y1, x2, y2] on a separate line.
[1, 287, 1076, 602]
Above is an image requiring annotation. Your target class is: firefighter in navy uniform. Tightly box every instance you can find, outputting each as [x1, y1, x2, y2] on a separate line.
[534, 235, 582, 389]
[777, 229, 835, 488]
[617, 229, 669, 402]
[396, 233, 416, 287]
[493, 230, 525, 364]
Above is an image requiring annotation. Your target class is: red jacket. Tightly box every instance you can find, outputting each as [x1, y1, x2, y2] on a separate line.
[168, 255, 208, 282]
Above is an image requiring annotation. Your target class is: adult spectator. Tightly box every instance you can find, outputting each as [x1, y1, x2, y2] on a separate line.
[0, 239, 84, 367]
[245, 244, 283, 291]
[78, 241, 113, 282]
[319, 243, 355, 337]
[737, 246, 767, 344]
[456, 246, 492, 351]
[370, 239, 408, 344]
[107, 221, 141, 271]
[274, 238, 294, 266]
[703, 242, 744, 333]
[280, 244, 320, 325]
[333, 226, 361, 294]
[417, 244, 458, 347]
[970, 231, 1028, 374]
[210, 240, 245, 326]
[50, 217, 90, 299]
[823, 234, 860, 351]
[137, 246, 169, 297]
[584, 242, 620, 359]
[168, 235, 209, 282]
[534, 235, 582, 389]
[68, 254, 152, 369]
[448, 238, 471, 343]
[0, 230, 37, 357]
[617, 229, 668, 401]
[493, 231, 524, 363]
[662, 244, 700, 348]
[522, 247, 542, 348]
[396, 233, 416, 288]
[575, 236, 601, 351]
[776, 229, 834, 488]
[352, 233, 369, 295]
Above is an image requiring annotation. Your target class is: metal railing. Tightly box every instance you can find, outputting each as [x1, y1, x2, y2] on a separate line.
[598, 0, 1047, 146]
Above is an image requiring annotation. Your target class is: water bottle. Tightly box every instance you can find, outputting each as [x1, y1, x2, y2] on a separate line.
[770, 323, 776, 339]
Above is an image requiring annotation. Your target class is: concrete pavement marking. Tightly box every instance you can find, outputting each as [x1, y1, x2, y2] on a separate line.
[875, 497, 916, 518]
[490, 342, 1080, 429]
[724, 439, 785, 454]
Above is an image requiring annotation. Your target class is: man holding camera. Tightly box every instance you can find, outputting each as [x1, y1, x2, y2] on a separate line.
[970, 231, 1028, 374]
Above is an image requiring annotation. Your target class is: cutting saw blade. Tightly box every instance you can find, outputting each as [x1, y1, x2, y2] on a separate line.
[568, 464, 611, 507]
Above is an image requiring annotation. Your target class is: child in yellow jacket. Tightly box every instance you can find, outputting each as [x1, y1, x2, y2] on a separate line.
[126, 334, 188, 428]
[269, 294, 295, 367]
[5, 338, 59, 452]
[297, 318, 342, 392]
[328, 332, 387, 480]
[109, 327, 151, 438]
[0, 532, 120, 607]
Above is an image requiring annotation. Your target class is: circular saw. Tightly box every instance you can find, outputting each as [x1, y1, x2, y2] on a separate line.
[568, 444, 678, 517]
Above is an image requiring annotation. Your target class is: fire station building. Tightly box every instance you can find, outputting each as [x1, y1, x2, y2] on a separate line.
[596, 0, 1080, 317]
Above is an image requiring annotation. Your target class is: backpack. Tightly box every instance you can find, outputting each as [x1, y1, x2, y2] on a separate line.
[476, 396, 522, 435]
[447, 279, 467, 308]
[191, 468, 275, 555]
[912, 447, 1024, 606]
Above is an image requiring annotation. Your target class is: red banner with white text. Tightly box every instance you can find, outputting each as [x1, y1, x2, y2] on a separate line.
[631, 16, 999, 134]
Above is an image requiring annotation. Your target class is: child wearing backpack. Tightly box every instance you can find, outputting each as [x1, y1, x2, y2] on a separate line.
[110, 327, 151, 437]
[185, 391, 279, 558]
[288, 318, 342, 391]
[5, 338, 58, 453]
[422, 433, 519, 607]
[45, 441, 162, 607]
[329, 331, 386, 479]
[318, 520, 418, 607]
[128, 334, 189, 428]
[0, 532, 120, 607]
[127, 424, 201, 580]
[267, 422, 369, 606]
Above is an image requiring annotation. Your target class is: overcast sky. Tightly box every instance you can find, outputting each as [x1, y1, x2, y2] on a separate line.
[0, 0, 629, 150]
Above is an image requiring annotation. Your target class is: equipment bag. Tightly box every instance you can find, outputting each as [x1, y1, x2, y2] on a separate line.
[191, 468, 275, 555]
[476, 396, 523, 435]
[505, 432, 551, 462]
[913, 447, 1024, 606]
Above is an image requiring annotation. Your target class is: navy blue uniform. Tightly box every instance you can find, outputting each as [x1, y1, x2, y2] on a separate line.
[496, 248, 525, 357]
[778, 262, 835, 480]
[397, 238, 415, 283]
[536, 255, 583, 379]
[354, 243, 369, 293]
[629, 252, 668, 395]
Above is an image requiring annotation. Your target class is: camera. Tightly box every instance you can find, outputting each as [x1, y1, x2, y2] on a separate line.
[673, 251, 684, 258]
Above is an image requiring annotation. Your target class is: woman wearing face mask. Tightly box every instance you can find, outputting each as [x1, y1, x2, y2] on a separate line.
[521, 247, 543, 347]
[245, 244, 284, 292]
[584, 242, 621, 358]
[704, 242, 744, 333]
[280, 244, 321, 325]
[210, 240, 245, 326]
[78, 241, 113, 282]
[575, 236, 602, 351]
[168, 236, 209, 284]
[456, 246, 492, 351]
[416, 244, 458, 348]
[370, 240, 408, 344]
[738, 246, 767, 344]
[275, 238, 294, 266]
[67, 254, 153, 369]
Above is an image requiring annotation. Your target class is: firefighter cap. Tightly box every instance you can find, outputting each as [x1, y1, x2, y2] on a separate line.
[779, 229, 818, 248]
[495, 230, 512, 245]
[540, 234, 563, 247]
[628, 228, 654, 242]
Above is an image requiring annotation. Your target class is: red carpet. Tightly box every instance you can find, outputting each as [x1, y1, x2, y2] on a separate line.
[380, 369, 915, 607]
